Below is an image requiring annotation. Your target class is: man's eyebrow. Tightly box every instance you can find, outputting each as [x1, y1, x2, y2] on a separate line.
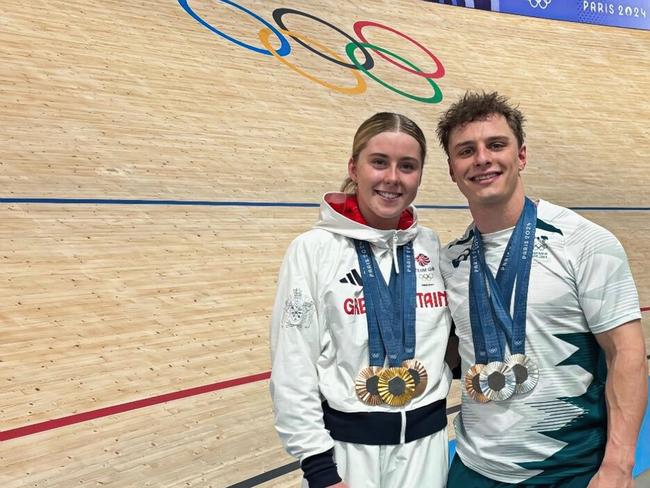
[452, 135, 510, 150]
[451, 140, 473, 151]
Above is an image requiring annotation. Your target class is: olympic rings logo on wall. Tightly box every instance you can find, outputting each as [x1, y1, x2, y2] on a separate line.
[528, 0, 552, 9]
[177, 0, 445, 104]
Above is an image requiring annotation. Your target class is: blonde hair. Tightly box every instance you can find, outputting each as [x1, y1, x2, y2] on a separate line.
[341, 112, 426, 193]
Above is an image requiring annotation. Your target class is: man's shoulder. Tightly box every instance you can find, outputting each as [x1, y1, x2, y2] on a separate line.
[536, 199, 577, 230]
[537, 199, 617, 245]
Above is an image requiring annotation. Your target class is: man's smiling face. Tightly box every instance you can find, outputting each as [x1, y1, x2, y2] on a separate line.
[447, 113, 527, 210]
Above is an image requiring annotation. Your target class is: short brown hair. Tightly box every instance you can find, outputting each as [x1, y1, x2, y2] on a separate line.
[341, 112, 426, 193]
[436, 91, 526, 156]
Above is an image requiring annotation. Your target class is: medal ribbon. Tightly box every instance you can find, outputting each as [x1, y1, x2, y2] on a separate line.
[354, 239, 416, 367]
[469, 238, 504, 364]
[469, 198, 537, 363]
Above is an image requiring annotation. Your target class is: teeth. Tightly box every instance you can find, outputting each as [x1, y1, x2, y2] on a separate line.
[377, 191, 400, 199]
[472, 173, 498, 182]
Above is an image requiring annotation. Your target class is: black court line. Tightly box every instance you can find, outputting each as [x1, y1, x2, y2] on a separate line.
[1, 197, 650, 211]
[226, 461, 301, 488]
[447, 403, 461, 414]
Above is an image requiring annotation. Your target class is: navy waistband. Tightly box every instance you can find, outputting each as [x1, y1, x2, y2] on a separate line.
[322, 398, 447, 445]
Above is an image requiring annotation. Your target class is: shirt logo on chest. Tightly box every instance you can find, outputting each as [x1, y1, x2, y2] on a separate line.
[415, 253, 439, 286]
[339, 268, 363, 286]
[533, 235, 550, 260]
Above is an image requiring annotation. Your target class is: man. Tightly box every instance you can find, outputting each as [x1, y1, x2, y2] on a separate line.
[437, 91, 647, 487]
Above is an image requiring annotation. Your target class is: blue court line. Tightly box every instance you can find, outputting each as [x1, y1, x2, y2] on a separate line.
[569, 206, 650, 212]
[0, 197, 319, 207]
[1, 197, 649, 211]
[634, 376, 650, 477]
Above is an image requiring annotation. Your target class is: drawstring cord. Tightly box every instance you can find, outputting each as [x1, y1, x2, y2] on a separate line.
[392, 232, 400, 274]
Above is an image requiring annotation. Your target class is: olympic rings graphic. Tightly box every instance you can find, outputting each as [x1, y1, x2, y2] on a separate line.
[528, 0, 552, 9]
[260, 28, 367, 96]
[178, 0, 291, 56]
[353, 21, 444, 79]
[177, 0, 445, 104]
[272, 8, 374, 71]
[347, 42, 443, 103]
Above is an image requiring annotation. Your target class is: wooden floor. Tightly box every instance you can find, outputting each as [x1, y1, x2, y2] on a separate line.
[0, 0, 648, 486]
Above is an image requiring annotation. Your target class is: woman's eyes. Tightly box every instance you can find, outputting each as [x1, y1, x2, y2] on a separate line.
[369, 159, 420, 171]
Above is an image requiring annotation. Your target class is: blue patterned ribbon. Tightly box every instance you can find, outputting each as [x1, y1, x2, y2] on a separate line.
[469, 198, 537, 363]
[354, 240, 417, 367]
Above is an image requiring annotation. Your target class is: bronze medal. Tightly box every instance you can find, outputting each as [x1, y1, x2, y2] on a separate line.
[402, 359, 428, 398]
[464, 363, 490, 403]
[505, 353, 539, 395]
[355, 366, 383, 406]
[377, 366, 415, 406]
[479, 361, 516, 401]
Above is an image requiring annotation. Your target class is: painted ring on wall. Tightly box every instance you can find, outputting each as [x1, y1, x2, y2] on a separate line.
[260, 28, 367, 95]
[346, 42, 443, 103]
[353, 20, 445, 79]
[177, 0, 446, 104]
[272, 8, 374, 70]
[178, 0, 291, 56]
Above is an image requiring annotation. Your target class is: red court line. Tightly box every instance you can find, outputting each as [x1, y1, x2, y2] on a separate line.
[0, 371, 271, 442]
[2, 306, 649, 442]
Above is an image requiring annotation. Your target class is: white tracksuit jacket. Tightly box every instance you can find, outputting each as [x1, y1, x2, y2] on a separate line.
[270, 193, 453, 468]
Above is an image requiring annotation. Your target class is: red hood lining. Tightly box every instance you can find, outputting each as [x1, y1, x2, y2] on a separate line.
[328, 194, 414, 230]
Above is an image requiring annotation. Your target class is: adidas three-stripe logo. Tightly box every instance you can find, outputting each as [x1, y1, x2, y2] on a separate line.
[339, 269, 363, 286]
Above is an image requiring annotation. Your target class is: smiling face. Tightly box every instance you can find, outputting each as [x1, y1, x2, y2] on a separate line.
[348, 131, 423, 230]
[447, 113, 527, 211]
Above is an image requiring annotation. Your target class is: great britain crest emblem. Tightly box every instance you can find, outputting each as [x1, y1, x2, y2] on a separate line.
[282, 288, 314, 328]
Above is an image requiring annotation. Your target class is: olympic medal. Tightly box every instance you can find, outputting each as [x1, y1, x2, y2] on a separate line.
[479, 361, 516, 401]
[464, 364, 490, 403]
[402, 359, 428, 398]
[354, 366, 383, 406]
[377, 367, 415, 406]
[505, 354, 539, 395]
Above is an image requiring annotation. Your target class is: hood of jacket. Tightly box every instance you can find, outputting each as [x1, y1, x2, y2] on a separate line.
[313, 192, 420, 250]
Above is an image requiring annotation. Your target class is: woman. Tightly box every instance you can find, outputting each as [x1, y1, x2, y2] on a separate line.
[270, 113, 452, 488]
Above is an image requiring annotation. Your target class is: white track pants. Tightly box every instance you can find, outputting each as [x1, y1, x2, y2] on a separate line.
[301, 428, 448, 488]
